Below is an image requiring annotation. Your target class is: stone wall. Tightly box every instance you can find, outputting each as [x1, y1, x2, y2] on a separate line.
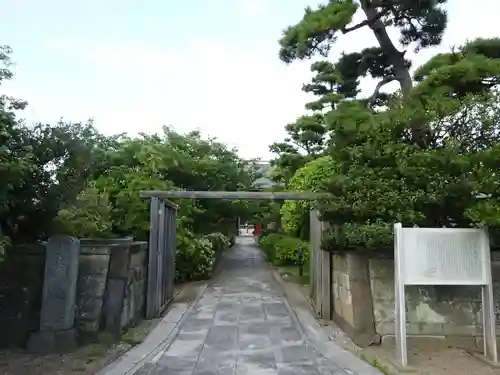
[332, 253, 378, 344]
[76, 239, 148, 339]
[0, 245, 46, 348]
[0, 239, 148, 348]
[76, 242, 111, 333]
[331, 251, 500, 343]
[119, 246, 148, 330]
[369, 252, 500, 337]
[332, 254, 354, 327]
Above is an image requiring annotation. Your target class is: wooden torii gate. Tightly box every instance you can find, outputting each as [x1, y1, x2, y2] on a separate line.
[140, 190, 333, 320]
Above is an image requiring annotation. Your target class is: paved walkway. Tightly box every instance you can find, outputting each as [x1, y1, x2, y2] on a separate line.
[115, 237, 381, 375]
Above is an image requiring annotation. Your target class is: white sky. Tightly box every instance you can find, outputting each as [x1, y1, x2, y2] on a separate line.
[1, 0, 498, 159]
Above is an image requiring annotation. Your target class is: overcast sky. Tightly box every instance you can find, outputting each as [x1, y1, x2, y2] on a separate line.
[1, 0, 498, 159]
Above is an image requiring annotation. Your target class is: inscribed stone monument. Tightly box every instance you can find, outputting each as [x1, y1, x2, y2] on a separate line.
[27, 235, 80, 352]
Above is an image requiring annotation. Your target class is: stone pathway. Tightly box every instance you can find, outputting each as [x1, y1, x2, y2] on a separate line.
[129, 237, 379, 375]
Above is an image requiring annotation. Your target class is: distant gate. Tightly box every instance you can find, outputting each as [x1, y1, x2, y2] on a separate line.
[145, 197, 177, 319]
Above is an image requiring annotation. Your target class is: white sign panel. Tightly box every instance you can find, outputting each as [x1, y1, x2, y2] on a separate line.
[394, 223, 497, 367]
[398, 228, 488, 285]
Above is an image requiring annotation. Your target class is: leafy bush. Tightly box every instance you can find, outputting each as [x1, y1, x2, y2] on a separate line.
[259, 227, 279, 239]
[259, 233, 309, 266]
[274, 236, 310, 265]
[203, 232, 230, 254]
[53, 186, 114, 238]
[175, 234, 215, 282]
[321, 221, 393, 251]
[281, 156, 337, 240]
[175, 232, 231, 283]
[259, 233, 282, 263]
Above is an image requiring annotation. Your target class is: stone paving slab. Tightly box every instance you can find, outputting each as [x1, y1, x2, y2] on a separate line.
[96, 288, 205, 375]
[110, 237, 382, 375]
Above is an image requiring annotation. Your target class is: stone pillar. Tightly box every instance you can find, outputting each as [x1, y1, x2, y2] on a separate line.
[27, 236, 80, 352]
[102, 243, 133, 336]
[346, 252, 379, 346]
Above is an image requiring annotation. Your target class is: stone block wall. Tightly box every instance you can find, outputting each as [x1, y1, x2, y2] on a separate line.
[331, 251, 500, 342]
[332, 254, 353, 326]
[119, 247, 148, 330]
[0, 245, 46, 348]
[0, 239, 149, 348]
[369, 252, 500, 337]
[331, 253, 377, 344]
[76, 243, 111, 333]
[76, 239, 148, 338]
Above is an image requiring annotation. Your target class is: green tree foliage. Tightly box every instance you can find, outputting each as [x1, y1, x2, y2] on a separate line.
[0, 44, 262, 279]
[269, 62, 340, 183]
[1, 46, 31, 241]
[274, 2, 500, 250]
[53, 185, 114, 238]
[1, 47, 114, 242]
[279, 0, 448, 145]
[7, 120, 112, 242]
[303, 61, 345, 111]
[281, 156, 337, 239]
[319, 39, 500, 250]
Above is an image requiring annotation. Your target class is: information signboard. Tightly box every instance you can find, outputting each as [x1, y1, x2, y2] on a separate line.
[394, 223, 497, 367]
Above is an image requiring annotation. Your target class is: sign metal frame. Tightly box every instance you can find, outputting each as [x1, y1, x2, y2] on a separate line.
[394, 223, 498, 367]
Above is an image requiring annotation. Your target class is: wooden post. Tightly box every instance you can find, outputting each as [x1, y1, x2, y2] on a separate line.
[157, 200, 166, 310]
[146, 197, 160, 319]
[309, 208, 332, 320]
[320, 220, 331, 320]
[310, 209, 322, 317]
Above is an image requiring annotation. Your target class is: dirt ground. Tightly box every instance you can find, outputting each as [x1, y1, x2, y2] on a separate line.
[0, 282, 202, 375]
[276, 267, 499, 375]
[0, 319, 159, 375]
[322, 319, 500, 375]
[361, 341, 499, 375]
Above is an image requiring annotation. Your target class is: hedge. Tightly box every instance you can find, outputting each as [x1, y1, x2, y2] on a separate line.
[280, 156, 337, 240]
[258, 233, 310, 266]
[175, 232, 230, 282]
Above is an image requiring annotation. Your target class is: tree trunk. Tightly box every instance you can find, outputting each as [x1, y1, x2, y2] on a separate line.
[360, 1, 430, 146]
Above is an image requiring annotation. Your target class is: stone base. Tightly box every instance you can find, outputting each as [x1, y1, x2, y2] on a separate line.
[27, 328, 77, 353]
[467, 350, 500, 368]
[386, 358, 418, 373]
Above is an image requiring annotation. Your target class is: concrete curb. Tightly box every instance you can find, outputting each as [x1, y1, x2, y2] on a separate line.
[96, 283, 207, 375]
[271, 268, 385, 375]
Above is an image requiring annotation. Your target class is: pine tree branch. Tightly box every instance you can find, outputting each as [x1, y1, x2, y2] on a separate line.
[368, 76, 396, 108]
[341, 8, 390, 34]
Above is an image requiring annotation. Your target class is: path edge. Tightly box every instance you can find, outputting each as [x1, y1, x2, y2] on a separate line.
[96, 283, 207, 375]
[270, 267, 385, 375]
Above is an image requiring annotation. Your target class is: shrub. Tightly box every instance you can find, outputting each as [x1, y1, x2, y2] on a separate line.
[274, 236, 310, 265]
[203, 232, 230, 254]
[175, 232, 230, 283]
[259, 233, 309, 266]
[53, 185, 113, 238]
[259, 233, 282, 263]
[175, 234, 215, 282]
[281, 156, 337, 240]
[259, 227, 279, 239]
